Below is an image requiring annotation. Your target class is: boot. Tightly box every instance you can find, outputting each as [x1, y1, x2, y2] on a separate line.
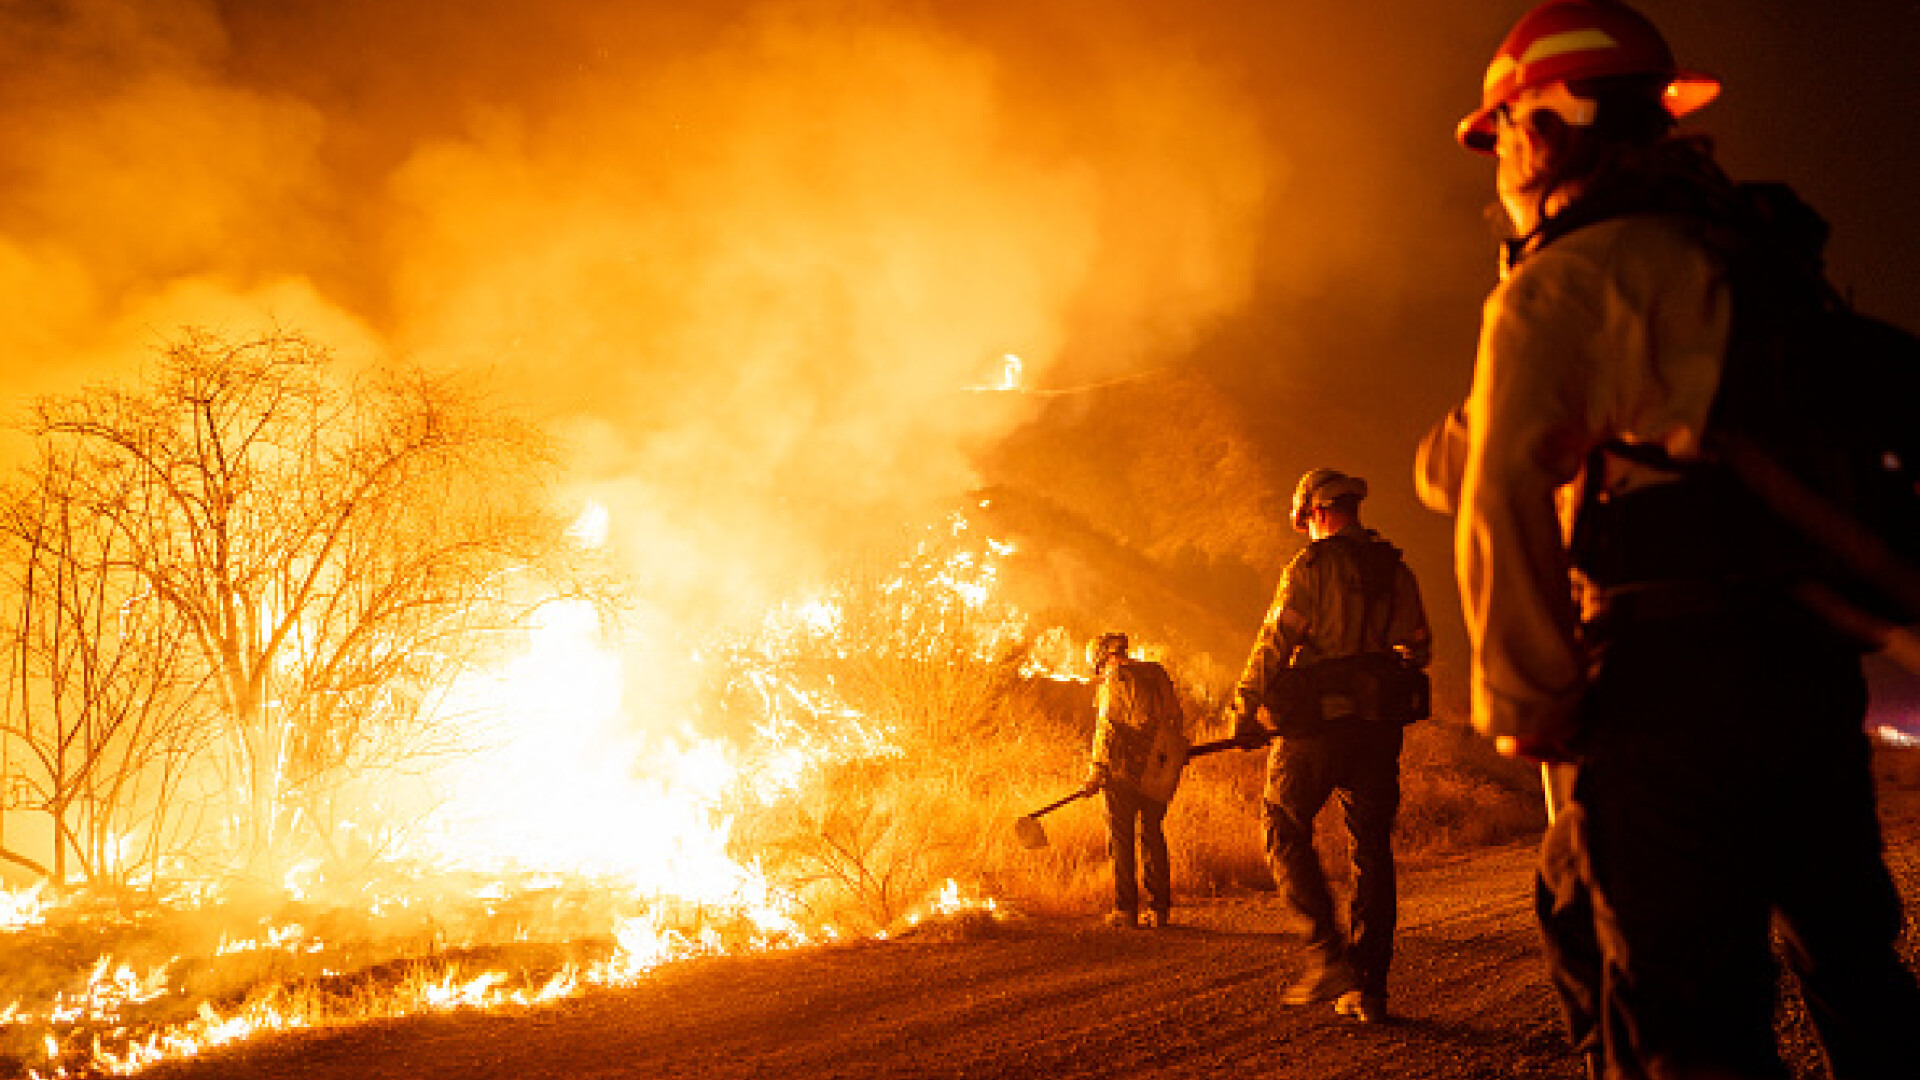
[1280, 958, 1359, 1005]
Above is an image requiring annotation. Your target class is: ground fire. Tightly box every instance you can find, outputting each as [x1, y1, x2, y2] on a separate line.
[0, 506, 1053, 1078]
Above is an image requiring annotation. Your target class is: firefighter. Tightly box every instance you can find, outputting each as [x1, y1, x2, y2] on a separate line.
[1226, 468, 1432, 1024]
[1416, 2, 1920, 1075]
[1082, 632, 1181, 929]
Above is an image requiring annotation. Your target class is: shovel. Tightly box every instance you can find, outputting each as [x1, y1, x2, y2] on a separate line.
[1012, 738, 1252, 850]
[1013, 789, 1094, 850]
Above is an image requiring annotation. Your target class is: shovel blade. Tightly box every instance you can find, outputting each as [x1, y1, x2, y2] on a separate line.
[1013, 814, 1049, 850]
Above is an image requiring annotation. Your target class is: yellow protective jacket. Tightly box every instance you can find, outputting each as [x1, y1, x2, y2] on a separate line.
[1088, 658, 1184, 796]
[1226, 525, 1432, 732]
[1415, 212, 1731, 752]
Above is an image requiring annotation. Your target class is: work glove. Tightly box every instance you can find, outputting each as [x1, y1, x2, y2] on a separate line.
[1081, 766, 1106, 796]
[1227, 707, 1270, 750]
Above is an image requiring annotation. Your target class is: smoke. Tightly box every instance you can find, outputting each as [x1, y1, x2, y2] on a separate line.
[384, 6, 1283, 626]
[0, 3, 324, 386]
[0, 0, 1276, 639]
[10, 0, 1915, 699]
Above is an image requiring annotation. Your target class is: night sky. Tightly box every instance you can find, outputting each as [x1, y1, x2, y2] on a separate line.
[1, 0, 1916, 711]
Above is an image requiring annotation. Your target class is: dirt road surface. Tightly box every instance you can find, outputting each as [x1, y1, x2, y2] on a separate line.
[149, 796, 1920, 1080]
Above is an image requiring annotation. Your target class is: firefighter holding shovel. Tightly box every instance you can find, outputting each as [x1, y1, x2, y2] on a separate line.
[1014, 637, 1248, 926]
[1079, 632, 1188, 930]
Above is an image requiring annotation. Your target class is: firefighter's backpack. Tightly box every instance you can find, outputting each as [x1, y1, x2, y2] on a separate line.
[1122, 660, 1191, 805]
[1584, 183, 1920, 632]
[1261, 536, 1431, 733]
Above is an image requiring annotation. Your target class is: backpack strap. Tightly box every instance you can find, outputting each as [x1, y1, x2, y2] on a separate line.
[1284, 534, 1429, 727]
[1310, 533, 1405, 654]
[1360, 535, 1408, 653]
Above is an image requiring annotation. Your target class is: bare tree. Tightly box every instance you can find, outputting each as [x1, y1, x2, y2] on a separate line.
[24, 328, 595, 881]
[0, 442, 211, 890]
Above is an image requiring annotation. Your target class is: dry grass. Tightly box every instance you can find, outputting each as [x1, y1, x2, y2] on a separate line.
[733, 663, 1547, 929]
[0, 629, 1549, 1077]
[1397, 717, 1549, 854]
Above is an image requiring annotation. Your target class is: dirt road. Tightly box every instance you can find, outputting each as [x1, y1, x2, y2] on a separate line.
[130, 846, 1638, 1080]
[147, 775, 1920, 1080]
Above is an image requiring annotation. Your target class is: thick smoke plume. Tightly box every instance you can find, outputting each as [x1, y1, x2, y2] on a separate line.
[5, 0, 1918, 701]
[0, 0, 1275, 640]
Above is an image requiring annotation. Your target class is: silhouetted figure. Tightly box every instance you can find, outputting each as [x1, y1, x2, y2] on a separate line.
[1226, 468, 1432, 1024]
[1417, 3, 1920, 1075]
[1082, 632, 1183, 929]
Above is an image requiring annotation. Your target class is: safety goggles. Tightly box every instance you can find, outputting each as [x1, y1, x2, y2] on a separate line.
[1492, 82, 1598, 138]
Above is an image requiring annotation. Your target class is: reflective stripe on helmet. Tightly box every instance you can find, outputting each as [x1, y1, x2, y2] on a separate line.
[1518, 28, 1621, 71]
[1459, 1, 1718, 154]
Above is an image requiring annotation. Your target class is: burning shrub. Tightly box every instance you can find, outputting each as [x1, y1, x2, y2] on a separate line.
[737, 754, 961, 935]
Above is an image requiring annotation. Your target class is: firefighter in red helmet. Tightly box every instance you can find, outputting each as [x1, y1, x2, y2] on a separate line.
[1226, 468, 1431, 1024]
[1416, 2, 1920, 1075]
[1452, 0, 1719, 156]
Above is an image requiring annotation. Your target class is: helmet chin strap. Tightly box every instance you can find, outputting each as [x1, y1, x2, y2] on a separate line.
[1494, 81, 1598, 263]
[1500, 182, 1585, 276]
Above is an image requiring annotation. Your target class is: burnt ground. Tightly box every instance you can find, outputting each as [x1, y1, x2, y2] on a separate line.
[148, 766, 1920, 1080]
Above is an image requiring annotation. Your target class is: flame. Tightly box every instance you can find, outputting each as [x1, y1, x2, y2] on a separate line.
[6, 589, 822, 1076]
[969, 353, 1024, 393]
[568, 500, 611, 549]
[997, 353, 1023, 391]
[46, 957, 177, 1025]
[5, 507, 1063, 1076]
[895, 878, 998, 934]
[1, 882, 47, 930]
[214, 923, 323, 957]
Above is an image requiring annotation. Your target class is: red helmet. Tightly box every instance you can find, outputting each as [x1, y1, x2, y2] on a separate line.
[1457, 0, 1720, 153]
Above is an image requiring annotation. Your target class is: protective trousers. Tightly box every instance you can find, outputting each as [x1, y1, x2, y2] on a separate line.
[1542, 601, 1920, 1079]
[1103, 784, 1170, 918]
[1262, 720, 1403, 997]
